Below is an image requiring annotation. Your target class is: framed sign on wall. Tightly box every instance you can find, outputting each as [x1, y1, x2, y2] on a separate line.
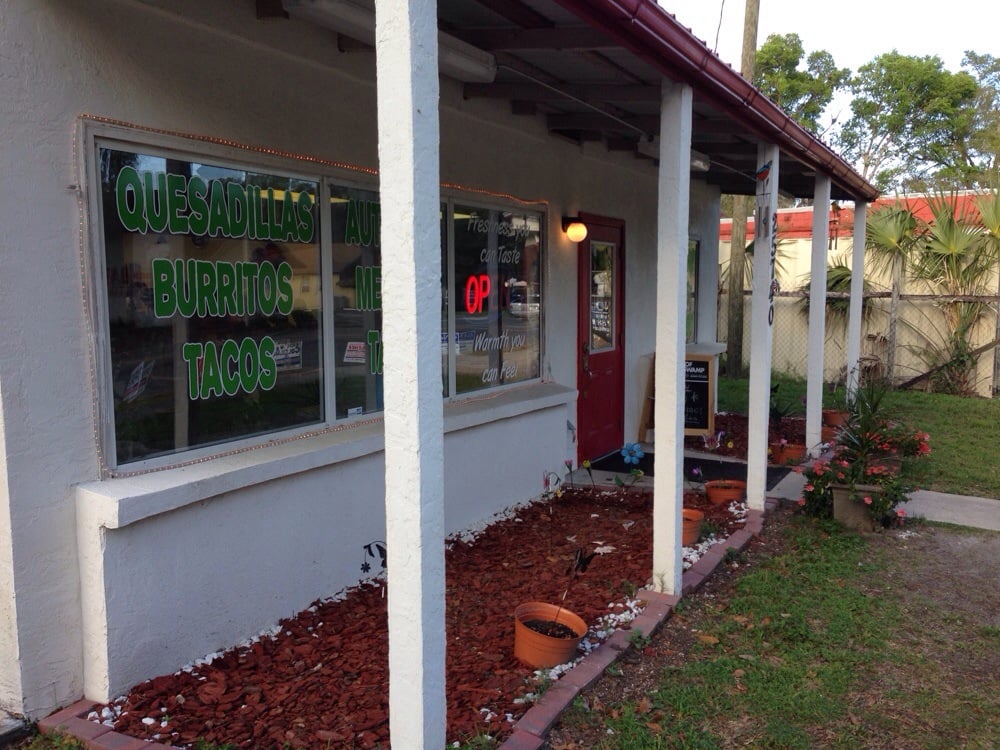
[683, 354, 715, 437]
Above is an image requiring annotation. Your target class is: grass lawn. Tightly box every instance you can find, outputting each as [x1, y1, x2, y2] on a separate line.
[549, 514, 1000, 749]
[717, 376, 1000, 498]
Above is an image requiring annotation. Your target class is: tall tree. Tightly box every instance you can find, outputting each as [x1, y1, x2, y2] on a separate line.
[959, 51, 1000, 185]
[835, 52, 977, 192]
[725, 0, 759, 378]
[753, 33, 849, 134]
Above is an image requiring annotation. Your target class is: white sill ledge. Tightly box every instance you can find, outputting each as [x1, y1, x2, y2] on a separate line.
[76, 382, 576, 529]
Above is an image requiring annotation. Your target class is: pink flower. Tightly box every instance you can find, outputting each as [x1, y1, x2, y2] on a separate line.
[804, 483, 814, 492]
[863, 495, 873, 505]
[797, 498, 806, 506]
[896, 508, 906, 517]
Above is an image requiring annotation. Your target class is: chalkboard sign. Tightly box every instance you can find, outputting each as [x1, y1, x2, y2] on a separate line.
[684, 355, 715, 436]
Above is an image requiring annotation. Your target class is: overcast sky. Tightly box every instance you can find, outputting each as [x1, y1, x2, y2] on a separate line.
[662, 1, 998, 74]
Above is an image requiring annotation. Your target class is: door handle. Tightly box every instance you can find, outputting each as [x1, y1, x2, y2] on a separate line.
[581, 341, 590, 377]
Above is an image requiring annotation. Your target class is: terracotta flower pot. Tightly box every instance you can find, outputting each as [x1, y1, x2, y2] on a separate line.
[769, 442, 784, 464]
[704, 479, 746, 505]
[771, 442, 807, 465]
[513, 602, 586, 668]
[822, 409, 850, 428]
[682, 508, 704, 546]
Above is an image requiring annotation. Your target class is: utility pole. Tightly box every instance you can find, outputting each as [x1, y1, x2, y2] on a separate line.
[725, 0, 759, 377]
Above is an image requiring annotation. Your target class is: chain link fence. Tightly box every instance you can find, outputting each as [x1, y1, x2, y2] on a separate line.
[718, 286, 1000, 397]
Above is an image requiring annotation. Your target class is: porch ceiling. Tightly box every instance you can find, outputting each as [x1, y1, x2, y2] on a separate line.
[269, 0, 879, 203]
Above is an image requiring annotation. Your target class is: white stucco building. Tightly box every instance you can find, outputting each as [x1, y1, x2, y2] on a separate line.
[0, 0, 876, 744]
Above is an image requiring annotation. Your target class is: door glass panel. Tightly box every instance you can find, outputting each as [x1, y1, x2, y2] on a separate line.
[589, 241, 615, 351]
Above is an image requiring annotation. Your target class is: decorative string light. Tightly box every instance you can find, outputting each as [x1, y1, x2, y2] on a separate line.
[75, 112, 555, 479]
[77, 115, 554, 206]
[440, 182, 548, 207]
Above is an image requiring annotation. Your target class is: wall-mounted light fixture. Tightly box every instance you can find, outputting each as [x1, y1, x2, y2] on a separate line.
[635, 140, 712, 173]
[690, 149, 711, 173]
[562, 217, 588, 243]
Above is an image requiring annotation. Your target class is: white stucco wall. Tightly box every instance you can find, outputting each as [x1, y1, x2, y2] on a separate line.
[0, 0, 688, 713]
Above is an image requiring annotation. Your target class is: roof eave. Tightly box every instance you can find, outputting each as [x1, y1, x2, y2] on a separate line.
[552, 0, 880, 203]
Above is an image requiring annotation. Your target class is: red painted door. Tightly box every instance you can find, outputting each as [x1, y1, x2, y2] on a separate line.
[577, 217, 625, 462]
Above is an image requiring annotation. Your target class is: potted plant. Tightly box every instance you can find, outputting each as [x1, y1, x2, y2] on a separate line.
[797, 455, 911, 531]
[769, 385, 807, 464]
[797, 378, 926, 532]
[821, 383, 853, 429]
[514, 547, 593, 668]
[770, 437, 807, 465]
[829, 469, 912, 532]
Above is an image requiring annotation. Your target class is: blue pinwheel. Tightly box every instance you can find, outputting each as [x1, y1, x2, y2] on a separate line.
[620, 442, 645, 465]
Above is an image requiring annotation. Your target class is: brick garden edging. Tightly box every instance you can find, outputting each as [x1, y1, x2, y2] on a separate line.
[38, 699, 174, 749]
[499, 505, 770, 750]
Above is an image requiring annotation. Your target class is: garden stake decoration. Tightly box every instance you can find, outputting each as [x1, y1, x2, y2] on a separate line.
[360, 540, 386, 574]
[686, 464, 703, 491]
[702, 430, 725, 451]
[620, 442, 645, 465]
[614, 468, 645, 488]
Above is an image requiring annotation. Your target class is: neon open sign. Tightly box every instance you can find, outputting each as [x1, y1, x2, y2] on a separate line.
[464, 273, 491, 314]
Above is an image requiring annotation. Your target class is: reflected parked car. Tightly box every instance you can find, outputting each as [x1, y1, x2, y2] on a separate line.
[508, 283, 539, 317]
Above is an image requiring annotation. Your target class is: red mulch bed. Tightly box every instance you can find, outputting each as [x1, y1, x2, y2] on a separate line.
[684, 412, 806, 459]
[96, 485, 747, 749]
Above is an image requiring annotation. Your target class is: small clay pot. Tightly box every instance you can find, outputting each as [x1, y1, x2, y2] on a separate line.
[822, 409, 850, 428]
[513, 602, 586, 668]
[773, 442, 807, 465]
[682, 508, 704, 546]
[704, 479, 746, 505]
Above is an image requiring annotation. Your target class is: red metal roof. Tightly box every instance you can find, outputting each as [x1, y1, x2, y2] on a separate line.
[720, 193, 984, 242]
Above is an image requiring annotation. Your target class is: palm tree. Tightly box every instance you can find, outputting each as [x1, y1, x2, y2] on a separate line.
[907, 193, 999, 393]
[865, 202, 923, 381]
[976, 187, 1000, 393]
[798, 256, 873, 328]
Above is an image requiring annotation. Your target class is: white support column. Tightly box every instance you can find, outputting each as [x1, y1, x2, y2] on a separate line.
[805, 176, 832, 453]
[651, 80, 692, 595]
[745, 144, 779, 511]
[374, 2, 446, 747]
[845, 201, 868, 395]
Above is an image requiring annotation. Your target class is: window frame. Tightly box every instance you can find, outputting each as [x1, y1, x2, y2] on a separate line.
[81, 122, 547, 472]
[441, 195, 546, 399]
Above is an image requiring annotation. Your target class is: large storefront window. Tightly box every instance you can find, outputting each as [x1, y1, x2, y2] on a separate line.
[99, 146, 322, 464]
[452, 205, 541, 393]
[94, 139, 545, 465]
[330, 184, 383, 418]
